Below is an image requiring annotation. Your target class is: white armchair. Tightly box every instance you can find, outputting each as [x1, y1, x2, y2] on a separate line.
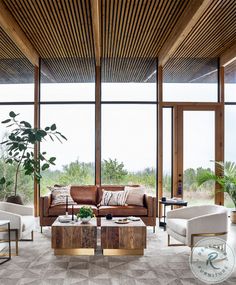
[166, 205, 228, 249]
[0, 202, 35, 255]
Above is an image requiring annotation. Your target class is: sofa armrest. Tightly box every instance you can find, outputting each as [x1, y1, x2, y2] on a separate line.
[187, 212, 228, 246]
[40, 195, 51, 217]
[0, 210, 21, 229]
[0, 202, 33, 216]
[144, 194, 156, 217]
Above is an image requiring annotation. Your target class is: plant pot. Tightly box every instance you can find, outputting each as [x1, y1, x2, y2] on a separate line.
[6, 195, 23, 205]
[230, 210, 236, 224]
[81, 216, 92, 223]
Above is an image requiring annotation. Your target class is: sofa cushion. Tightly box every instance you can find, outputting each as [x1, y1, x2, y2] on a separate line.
[100, 190, 129, 206]
[21, 216, 35, 232]
[49, 185, 75, 206]
[125, 186, 145, 206]
[167, 218, 187, 236]
[48, 204, 98, 216]
[97, 186, 125, 204]
[98, 205, 147, 216]
[70, 186, 97, 205]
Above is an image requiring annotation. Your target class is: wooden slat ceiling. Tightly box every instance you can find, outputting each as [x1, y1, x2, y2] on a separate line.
[3, 0, 95, 83]
[0, 27, 34, 83]
[164, 0, 236, 82]
[0, 0, 236, 83]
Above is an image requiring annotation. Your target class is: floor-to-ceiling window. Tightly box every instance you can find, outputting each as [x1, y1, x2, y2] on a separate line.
[101, 59, 157, 195]
[0, 49, 34, 204]
[162, 58, 219, 203]
[39, 59, 95, 196]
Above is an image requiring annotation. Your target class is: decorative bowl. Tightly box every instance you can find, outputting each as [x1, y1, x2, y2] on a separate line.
[81, 216, 92, 223]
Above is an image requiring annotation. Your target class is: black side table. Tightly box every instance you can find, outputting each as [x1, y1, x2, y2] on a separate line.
[159, 199, 188, 230]
[0, 220, 11, 264]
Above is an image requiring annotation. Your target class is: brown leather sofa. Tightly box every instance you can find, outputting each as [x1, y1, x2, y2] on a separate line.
[40, 185, 156, 230]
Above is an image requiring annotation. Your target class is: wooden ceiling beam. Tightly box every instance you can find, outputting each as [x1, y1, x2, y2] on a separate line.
[0, 0, 39, 66]
[158, 0, 214, 67]
[91, 0, 101, 66]
[220, 41, 236, 67]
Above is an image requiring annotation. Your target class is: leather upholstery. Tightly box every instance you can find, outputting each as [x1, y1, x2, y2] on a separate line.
[98, 205, 147, 216]
[70, 185, 97, 205]
[40, 185, 156, 227]
[48, 204, 98, 216]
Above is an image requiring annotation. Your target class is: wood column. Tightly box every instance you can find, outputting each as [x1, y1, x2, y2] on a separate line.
[157, 65, 163, 216]
[173, 106, 184, 198]
[215, 66, 225, 205]
[95, 65, 101, 185]
[34, 65, 40, 216]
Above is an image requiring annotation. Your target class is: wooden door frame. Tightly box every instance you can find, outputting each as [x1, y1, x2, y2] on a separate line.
[172, 104, 224, 205]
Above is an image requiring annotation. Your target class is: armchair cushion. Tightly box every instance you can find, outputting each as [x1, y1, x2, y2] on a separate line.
[21, 216, 35, 232]
[167, 218, 187, 236]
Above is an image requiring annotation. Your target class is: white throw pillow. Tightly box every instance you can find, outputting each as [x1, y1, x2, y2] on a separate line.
[124, 186, 145, 206]
[100, 190, 128, 206]
[49, 185, 75, 206]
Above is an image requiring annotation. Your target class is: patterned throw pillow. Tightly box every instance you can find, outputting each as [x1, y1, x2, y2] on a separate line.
[124, 186, 145, 206]
[100, 190, 129, 206]
[49, 185, 76, 206]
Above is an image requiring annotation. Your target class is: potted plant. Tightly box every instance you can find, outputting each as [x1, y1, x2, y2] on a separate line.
[0, 111, 66, 204]
[197, 161, 236, 223]
[77, 206, 94, 223]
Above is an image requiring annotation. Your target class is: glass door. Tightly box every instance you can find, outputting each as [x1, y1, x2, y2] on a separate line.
[172, 106, 223, 206]
[183, 110, 215, 205]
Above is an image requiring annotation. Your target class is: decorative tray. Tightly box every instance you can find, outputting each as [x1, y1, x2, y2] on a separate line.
[114, 219, 129, 224]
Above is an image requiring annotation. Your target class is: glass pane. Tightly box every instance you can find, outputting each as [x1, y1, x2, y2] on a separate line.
[102, 83, 156, 101]
[0, 84, 34, 102]
[163, 108, 172, 199]
[101, 104, 156, 195]
[102, 58, 156, 101]
[183, 111, 215, 205]
[163, 58, 218, 102]
[0, 105, 34, 204]
[225, 62, 236, 102]
[41, 83, 95, 102]
[225, 105, 236, 208]
[40, 105, 95, 194]
[40, 58, 95, 101]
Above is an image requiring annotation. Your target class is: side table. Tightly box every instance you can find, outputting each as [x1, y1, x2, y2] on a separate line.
[0, 220, 11, 264]
[159, 199, 188, 230]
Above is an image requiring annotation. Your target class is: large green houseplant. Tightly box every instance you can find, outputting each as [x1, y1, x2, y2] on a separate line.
[197, 161, 236, 223]
[0, 111, 66, 204]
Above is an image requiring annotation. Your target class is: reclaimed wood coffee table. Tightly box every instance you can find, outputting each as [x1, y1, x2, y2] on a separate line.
[101, 218, 146, 256]
[51, 217, 97, 256]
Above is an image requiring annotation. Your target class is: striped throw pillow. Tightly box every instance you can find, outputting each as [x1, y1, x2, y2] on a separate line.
[100, 190, 128, 206]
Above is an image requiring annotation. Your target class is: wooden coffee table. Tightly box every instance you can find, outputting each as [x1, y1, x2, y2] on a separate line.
[51, 217, 97, 256]
[101, 218, 146, 256]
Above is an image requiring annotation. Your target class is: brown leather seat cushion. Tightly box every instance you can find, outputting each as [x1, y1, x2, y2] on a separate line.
[98, 205, 147, 216]
[70, 186, 97, 205]
[48, 204, 98, 216]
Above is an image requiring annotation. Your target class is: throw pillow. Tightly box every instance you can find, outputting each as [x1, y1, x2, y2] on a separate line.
[49, 185, 76, 206]
[124, 186, 145, 206]
[100, 190, 128, 206]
